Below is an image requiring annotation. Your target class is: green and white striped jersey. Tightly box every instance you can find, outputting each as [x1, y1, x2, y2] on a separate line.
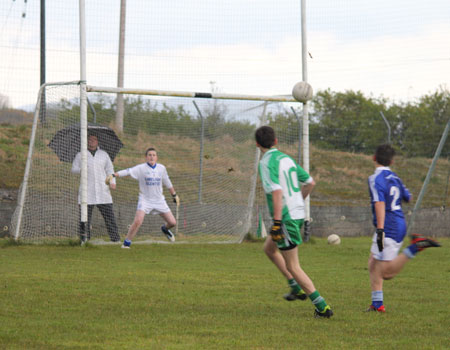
[258, 148, 312, 220]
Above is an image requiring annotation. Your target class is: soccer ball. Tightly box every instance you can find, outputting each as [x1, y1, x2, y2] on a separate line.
[327, 234, 341, 245]
[292, 81, 313, 103]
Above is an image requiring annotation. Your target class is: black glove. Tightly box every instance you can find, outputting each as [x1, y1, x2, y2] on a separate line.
[376, 228, 385, 252]
[172, 193, 180, 205]
[270, 220, 283, 242]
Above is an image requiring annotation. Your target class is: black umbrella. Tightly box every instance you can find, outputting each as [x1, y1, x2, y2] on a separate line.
[48, 123, 123, 162]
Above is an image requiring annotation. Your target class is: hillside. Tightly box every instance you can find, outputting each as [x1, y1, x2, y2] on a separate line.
[0, 123, 448, 208]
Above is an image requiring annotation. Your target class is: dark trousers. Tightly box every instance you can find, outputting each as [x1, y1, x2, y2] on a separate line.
[79, 204, 120, 242]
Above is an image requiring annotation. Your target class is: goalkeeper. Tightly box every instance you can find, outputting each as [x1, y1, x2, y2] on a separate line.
[106, 147, 180, 248]
[255, 126, 333, 318]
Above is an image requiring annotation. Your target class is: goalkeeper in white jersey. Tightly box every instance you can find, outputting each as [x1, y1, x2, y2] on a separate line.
[105, 147, 180, 248]
[255, 126, 333, 318]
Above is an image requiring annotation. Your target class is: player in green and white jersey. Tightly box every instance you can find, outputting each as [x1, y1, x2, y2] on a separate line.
[255, 126, 333, 318]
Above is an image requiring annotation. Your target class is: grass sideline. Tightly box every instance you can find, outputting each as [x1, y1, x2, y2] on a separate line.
[1, 237, 448, 350]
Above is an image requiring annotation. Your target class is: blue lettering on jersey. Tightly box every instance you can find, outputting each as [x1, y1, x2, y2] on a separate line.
[145, 177, 161, 186]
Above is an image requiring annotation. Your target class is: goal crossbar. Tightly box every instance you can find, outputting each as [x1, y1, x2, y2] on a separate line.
[87, 85, 299, 103]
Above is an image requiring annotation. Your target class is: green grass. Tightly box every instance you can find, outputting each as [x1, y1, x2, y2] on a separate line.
[1, 237, 449, 350]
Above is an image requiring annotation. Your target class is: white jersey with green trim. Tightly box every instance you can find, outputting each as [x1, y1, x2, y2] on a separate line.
[258, 148, 312, 220]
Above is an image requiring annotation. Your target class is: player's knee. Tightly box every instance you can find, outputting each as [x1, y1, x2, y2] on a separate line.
[284, 261, 297, 273]
[263, 242, 275, 257]
[381, 270, 395, 280]
[134, 217, 144, 227]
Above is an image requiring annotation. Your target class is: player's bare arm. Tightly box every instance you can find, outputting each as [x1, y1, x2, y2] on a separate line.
[301, 179, 315, 199]
[271, 189, 283, 220]
[374, 201, 385, 229]
[374, 201, 385, 251]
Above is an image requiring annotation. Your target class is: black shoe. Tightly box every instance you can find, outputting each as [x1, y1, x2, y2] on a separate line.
[284, 290, 307, 301]
[314, 306, 333, 318]
[161, 225, 175, 242]
[411, 234, 441, 251]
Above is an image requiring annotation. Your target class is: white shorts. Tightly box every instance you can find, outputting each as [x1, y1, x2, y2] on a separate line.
[137, 199, 170, 215]
[370, 232, 403, 261]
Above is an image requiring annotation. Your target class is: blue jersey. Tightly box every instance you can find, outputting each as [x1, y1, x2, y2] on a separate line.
[368, 166, 411, 242]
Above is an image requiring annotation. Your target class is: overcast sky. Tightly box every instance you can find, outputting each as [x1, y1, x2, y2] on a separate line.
[1, 0, 449, 109]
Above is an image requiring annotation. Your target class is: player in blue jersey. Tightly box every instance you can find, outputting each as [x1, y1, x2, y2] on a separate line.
[367, 144, 441, 312]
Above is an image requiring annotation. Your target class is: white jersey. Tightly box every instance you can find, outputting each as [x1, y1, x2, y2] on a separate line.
[117, 162, 173, 203]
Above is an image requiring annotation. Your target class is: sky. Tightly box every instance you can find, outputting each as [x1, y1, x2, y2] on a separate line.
[0, 0, 449, 110]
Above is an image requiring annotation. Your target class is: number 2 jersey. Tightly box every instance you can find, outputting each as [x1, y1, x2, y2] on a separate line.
[258, 148, 313, 221]
[368, 166, 411, 242]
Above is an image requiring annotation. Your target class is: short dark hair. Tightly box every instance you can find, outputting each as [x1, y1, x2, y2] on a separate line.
[145, 147, 156, 156]
[255, 126, 276, 149]
[375, 144, 395, 166]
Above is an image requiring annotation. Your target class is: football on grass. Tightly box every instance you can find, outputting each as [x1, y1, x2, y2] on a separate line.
[327, 234, 341, 245]
[292, 81, 313, 103]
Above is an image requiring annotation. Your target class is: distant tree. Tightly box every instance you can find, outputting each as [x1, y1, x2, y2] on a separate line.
[310, 89, 388, 154]
[390, 90, 450, 157]
[266, 111, 300, 145]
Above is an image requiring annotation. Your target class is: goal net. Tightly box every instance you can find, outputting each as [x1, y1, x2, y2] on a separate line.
[11, 81, 302, 244]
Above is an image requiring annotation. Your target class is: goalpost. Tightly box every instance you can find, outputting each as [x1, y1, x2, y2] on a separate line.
[11, 81, 303, 244]
[11, 0, 311, 244]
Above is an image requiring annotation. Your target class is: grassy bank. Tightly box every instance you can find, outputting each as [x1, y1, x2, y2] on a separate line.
[0, 123, 448, 207]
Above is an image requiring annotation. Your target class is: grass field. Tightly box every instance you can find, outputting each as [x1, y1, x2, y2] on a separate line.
[1, 237, 449, 350]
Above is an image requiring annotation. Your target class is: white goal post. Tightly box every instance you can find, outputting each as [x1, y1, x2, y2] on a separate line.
[11, 81, 304, 244]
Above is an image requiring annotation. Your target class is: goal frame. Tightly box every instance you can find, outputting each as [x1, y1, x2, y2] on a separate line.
[13, 81, 304, 244]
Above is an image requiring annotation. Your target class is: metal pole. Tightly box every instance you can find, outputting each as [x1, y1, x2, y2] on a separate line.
[79, 0, 88, 244]
[87, 97, 97, 123]
[14, 85, 44, 239]
[87, 85, 299, 103]
[39, 0, 46, 124]
[301, 0, 311, 241]
[408, 118, 450, 233]
[193, 101, 204, 204]
[379, 111, 391, 144]
[291, 106, 302, 165]
[115, 0, 126, 132]
[242, 103, 269, 242]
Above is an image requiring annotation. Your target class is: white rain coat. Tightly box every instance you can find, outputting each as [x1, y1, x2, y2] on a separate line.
[71, 148, 115, 205]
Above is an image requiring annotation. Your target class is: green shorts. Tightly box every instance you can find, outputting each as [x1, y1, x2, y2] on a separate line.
[277, 219, 304, 250]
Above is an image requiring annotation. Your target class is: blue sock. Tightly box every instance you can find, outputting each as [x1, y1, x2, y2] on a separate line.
[403, 244, 419, 259]
[372, 290, 383, 308]
[123, 239, 131, 247]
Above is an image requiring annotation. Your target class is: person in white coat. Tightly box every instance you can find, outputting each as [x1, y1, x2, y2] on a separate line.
[71, 134, 120, 242]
